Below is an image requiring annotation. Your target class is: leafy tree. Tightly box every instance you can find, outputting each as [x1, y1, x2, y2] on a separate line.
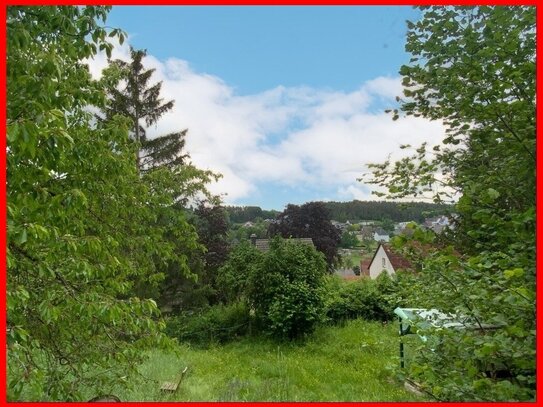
[159, 203, 231, 311]
[227, 221, 267, 244]
[347, 223, 361, 232]
[324, 200, 451, 223]
[268, 202, 341, 269]
[367, 6, 535, 401]
[193, 203, 230, 289]
[101, 46, 220, 305]
[248, 238, 328, 339]
[339, 254, 354, 270]
[6, 6, 204, 400]
[103, 47, 187, 173]
[339, 231, 359, 249]
[380, 218, 395, 233]
[216, 241, 263, 304]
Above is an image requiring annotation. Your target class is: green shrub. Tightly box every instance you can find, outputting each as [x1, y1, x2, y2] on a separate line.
[248, 237, 328, 339]
[165, 301, 251, 346]
[324, 274, 397, 323]
[216, 241, 263, 303]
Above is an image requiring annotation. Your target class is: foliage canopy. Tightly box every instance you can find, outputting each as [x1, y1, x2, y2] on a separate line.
[366, 6, 535, 401]
[6, 6, 213, 400]
[268, 202, 341, 269]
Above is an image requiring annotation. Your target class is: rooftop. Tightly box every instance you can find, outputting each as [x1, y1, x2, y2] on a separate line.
[253, 237, 315, 252]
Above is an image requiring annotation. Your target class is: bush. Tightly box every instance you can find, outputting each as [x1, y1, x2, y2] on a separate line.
[248, 237, 328, 339]
[324, 274, 397, 323]
[216, 241, 263, 303]
[165, 301, 251, 346]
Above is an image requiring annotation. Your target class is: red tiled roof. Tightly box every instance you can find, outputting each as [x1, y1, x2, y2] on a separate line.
[382, 244, 413, 270]
[360, 258, 372, 271]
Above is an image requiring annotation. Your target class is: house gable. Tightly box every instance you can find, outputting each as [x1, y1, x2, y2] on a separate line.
[368, 245, 395, 279]
[367, 243, 412, 279]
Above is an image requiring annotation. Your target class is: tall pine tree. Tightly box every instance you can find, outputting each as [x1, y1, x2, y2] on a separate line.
[104, 47, 188, 172]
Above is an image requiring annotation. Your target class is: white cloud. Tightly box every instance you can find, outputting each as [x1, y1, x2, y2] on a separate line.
[337, 184, 374, 201]
[86, 41, 446, 205]
[364, 76, 404, 100]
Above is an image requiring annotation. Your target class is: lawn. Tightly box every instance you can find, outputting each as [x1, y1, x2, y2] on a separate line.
[103, 319, 425, 402]
[348, 250, 363, 266]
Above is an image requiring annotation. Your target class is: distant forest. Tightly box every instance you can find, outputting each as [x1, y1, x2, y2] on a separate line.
[225, 206, 280, 223]
[226, 200, 452, 224]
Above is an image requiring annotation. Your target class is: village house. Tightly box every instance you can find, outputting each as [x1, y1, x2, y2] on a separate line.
[249, 234, 314, 252]
[331, 220, 349, 232]
[373, 228, 390, 242]
[423, 215, 450, 234]
[365, 243, 412, 279]
[393, 221, 413, 234]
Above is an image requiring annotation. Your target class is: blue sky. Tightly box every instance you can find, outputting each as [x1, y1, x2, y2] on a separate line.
[107, 6, 418, 94]
[96, 6, 445, 210]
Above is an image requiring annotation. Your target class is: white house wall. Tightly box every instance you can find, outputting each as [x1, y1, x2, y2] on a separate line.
[373, 233, 390, 242]
[369, 245, 395, 279]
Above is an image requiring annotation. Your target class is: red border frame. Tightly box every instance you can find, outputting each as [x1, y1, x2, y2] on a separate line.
[1, 1, 539, 405]
[1, 1, 540, 5]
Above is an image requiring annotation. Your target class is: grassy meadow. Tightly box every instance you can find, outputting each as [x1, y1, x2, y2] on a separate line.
[100, 319, 424, 402]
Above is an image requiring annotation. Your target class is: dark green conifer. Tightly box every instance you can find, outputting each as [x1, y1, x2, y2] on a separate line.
[104, 47, 188, 172]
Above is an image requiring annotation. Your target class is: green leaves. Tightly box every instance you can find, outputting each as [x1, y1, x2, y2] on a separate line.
[503, 268, 524, 280]
[247, 237, 328, 339]
[366, 6, 536, 400]
[17, 228, 27, 245]
[6, 6, 185, 401]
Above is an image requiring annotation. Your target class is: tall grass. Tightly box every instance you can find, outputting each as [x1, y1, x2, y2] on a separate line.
[98, 319, 424, 401]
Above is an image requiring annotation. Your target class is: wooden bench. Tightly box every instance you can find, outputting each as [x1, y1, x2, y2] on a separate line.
[160, 366, 188, 393]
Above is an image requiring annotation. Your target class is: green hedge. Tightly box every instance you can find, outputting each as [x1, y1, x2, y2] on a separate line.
[324, 274, 397, 323]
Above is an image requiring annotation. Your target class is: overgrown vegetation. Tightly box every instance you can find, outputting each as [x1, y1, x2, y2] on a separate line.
[212, 237, 329, 340]
[367, 6, 535, 401]
[165, 302, 251, 347]
[83, 320, 425, 402]
[324, 274, 398, 323]
[166, 273, 401, 348]
[7, 4, 534, 402]
[7, 6, 215, 400]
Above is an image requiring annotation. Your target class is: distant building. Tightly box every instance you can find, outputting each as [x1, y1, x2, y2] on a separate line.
[394, 221, 411, 232]
[249, 234, 314, 252]
[423, 216, 450, 234]
[367, 243, 412, 279]
[359, 226, 375, 240]
[331, 220, 349, 232]
[394, 221, 416, 236]
[373, 228, 390, 242]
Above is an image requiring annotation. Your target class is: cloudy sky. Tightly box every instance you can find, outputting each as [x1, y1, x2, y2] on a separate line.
[90, 6, 446, 210]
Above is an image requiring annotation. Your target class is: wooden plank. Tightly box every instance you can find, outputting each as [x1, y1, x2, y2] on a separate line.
[160, 382, 178, 392]
[160, 366, 189, 393]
